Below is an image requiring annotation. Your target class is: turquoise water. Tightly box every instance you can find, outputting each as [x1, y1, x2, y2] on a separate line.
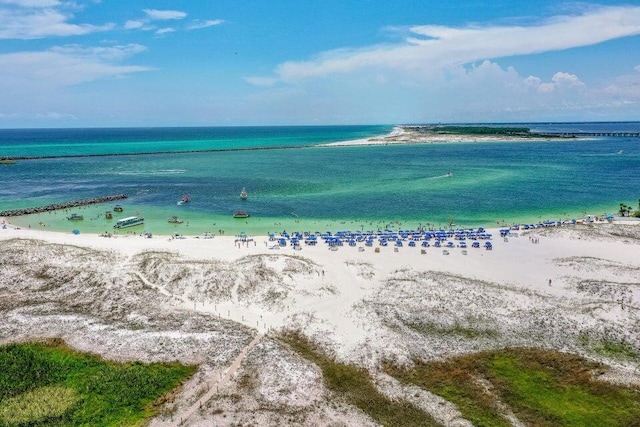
[1, 124, 638, 235]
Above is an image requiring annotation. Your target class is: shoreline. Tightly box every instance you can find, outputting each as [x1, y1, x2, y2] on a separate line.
[320, 125, 586, 147]
[3, 210, 628, 240]
[1, 125, 588, 162]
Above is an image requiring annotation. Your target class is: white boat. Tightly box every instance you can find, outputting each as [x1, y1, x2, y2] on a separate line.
[168, 216, 184, 224]
[67, 213, 84, 221]
[233, 210, 250, 218]
[240, 187, 248, 200]
[113, 216, 144, 229]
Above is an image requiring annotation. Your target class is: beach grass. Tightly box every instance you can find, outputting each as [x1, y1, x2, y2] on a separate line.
[430, 126, 532, 136]
[385, 348, 640, 427]
[578, 333, 640, 362]
[404, 319, 500, 340]
[280, 331, 441, 427]
[0, 339, 196, 426]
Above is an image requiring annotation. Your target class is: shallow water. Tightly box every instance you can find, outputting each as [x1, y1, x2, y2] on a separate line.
[1, 124, 638, 235]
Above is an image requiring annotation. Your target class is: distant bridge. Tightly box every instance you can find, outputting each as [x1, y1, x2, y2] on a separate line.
[540, 132, 640, 138]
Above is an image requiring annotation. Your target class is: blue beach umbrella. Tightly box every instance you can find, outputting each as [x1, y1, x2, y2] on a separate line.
[72, 229, 80, 235]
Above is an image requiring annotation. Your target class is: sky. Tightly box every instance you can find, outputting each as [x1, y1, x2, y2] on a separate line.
[1, 1, 640, 128]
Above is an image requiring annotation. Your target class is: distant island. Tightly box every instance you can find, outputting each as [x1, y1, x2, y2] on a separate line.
[322, 125, 573, 147]
[418, 125, 566, 137]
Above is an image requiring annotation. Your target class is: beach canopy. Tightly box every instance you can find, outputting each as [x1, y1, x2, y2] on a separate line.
[72, 229, 80, 235]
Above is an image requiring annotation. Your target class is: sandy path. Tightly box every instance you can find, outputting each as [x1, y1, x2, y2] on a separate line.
[133, 269, 264, 426]
[165, 333, 264, 427]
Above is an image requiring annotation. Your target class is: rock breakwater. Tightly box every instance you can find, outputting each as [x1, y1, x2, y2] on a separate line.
[0, 194, 128, 217]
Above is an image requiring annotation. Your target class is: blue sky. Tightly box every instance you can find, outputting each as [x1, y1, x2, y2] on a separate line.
[1, 1, 640, 127]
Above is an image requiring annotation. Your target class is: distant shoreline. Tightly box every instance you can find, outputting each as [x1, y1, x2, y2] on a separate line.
[0, 125, 583, 161]
[320, 125, 579, 147]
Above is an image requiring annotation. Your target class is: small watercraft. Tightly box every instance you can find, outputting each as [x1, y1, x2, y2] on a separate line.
[168, 216, 184, 224]
[67, 213, 84, 221]
[177, 194, 190, 205]
[105, 211, 113, 219]
[233, 210, 250, 218]
[113, 205, 123, 212]
[240, 187, 248, 200]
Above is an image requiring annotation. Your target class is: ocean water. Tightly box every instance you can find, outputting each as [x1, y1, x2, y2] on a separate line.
[1, 123, 638, 236]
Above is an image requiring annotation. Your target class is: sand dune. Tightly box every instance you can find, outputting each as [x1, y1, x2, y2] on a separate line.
[1, 222, 639, 425]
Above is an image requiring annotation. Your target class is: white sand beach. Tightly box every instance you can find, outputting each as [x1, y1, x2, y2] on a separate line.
[1, 218, 639, 426]
[320, 125, 576, 147]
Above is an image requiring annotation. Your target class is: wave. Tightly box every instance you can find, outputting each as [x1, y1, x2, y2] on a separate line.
[116, 169, 186, 176]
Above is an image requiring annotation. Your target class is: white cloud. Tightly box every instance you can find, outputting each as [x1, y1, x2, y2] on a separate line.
[187, 19, 224, 30]
[0, 44, 151, 87]
[272, 6, 640, 82]
[244, 76, 278, 87]
[50, 43, 147, 61]
[36, 111, 76, 120]
[601, 69, 640, 99]
[0, 7, 114, 39]
[143, 8, 186, 21]
[0, 0, 61, 7]
[155, 27, 175, 35]
[538, 72, 584, 93]
[124, 20, 144, 30]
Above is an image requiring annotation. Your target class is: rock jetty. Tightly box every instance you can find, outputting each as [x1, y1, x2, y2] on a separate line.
[0, 194, 128, 217]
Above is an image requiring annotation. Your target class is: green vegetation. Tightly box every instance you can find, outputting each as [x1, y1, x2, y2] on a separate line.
[0, 386, 79, 425]
[431, 126, 532, 136]
[618, 201, 640, 217]
[385, 348, 640, 427]
[578, 333, 640, 362]
[404, 319, 499, 340]
[0, 339, 196, 426]
[280, 331, 441, 427]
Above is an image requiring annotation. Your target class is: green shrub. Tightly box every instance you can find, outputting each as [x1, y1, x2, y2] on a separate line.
[386, 348, 640, 427]
[0, 340, 196, 427]
[280, 331, 440, 427]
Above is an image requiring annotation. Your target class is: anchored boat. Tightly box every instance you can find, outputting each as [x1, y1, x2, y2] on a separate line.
[113, 216, 144, 229]
[233, 210, 250, 218]
[240, 187, 248, 200]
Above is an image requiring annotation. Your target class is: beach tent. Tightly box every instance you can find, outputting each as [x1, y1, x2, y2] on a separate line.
[72, 229, 80, 235]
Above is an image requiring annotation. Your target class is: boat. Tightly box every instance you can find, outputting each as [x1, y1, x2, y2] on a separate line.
[113, 216, 144, 229]
[113, 205, 123, 212]
[177, 194, 190, 205]
[445, 172, 453, 177]
[233, 210, 250, 218]
[105, 211, 113, 219]
[240, 187, 248, 200]
[168, 216, 184, 224]
[67, 213, 84, 221]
